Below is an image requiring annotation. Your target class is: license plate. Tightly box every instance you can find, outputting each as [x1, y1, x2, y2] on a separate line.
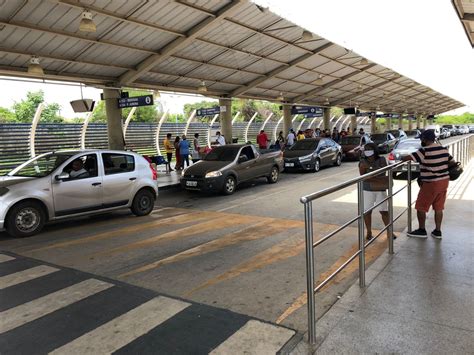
[186, 181, 198, 187]
[285, 163, 294, 167]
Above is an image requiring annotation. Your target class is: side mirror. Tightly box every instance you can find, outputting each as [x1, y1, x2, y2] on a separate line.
[55, 172, 70, 181]
[238, 155, 249, 163]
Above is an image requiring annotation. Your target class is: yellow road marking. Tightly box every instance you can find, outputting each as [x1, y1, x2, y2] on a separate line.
[119, 219, 303, 278]
[275, 232, 389, 324]
[101, 214, 262, 259]
[27, 210, 212, 253]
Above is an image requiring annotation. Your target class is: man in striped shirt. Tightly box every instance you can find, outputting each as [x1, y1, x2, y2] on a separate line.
[403, 129, 454, 239]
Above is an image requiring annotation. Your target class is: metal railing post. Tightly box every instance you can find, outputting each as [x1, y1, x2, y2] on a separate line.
[357, 181, 366, 287]
[388, 170, 394, 254]
[304, 201, 316, 345]
[407, 160, 412, 233]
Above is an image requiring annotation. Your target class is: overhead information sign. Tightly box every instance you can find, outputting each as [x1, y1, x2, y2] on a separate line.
[376, 113, 400, 118]
[291, 106, 323, 116]
[118, 95, 153, 109]
[356, 111, 376, 117]
[196, 107, 220, 116]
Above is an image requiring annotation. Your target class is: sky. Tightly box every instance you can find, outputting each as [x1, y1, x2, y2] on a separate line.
[0, 0, 472, 119]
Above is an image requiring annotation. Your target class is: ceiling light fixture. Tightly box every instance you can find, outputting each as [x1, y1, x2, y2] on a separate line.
[79, 10, 96, 33]
[27, 56, 44, 75]
[315, 74, 323, 85]
[301, 30, 313, 41]
[359, 58, 368, 65]
[324, 97, 330, 105]
[277, 92, 285, 101]
[197, 81, 207, 92]
[256, 5, 268, 13]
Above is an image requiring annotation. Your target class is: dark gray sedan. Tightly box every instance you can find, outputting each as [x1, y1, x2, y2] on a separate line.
[283, 138, 342, 172]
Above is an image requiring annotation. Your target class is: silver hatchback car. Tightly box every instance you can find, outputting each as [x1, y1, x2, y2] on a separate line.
[0, 150, 158, 237]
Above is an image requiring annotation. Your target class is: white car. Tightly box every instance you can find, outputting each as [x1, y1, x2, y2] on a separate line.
[0, 150, 158, 237]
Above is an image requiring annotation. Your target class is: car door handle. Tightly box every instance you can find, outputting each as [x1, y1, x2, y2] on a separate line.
[91, 182, 102, 186]
[129, 177, 137, 181]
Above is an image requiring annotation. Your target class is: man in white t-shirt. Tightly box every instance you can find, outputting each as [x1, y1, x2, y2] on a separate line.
[286, 129, 295, 146]
[69, 159, 88, 178]
[216, 131, 226, 146]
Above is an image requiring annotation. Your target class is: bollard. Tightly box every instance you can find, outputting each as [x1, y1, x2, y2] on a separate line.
[388, 170, 394, 254]
[407, 161, 412, 233]
[304, 202, 316, 345]
[357, 181, 366, 287]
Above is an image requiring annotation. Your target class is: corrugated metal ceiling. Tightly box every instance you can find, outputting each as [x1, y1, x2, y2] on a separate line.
[0, 0, 464, 114]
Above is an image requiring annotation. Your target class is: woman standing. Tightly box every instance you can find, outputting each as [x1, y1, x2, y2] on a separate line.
[192, 133, 201, 163]
[174, 136, 182, 170]
[179, 135, 190, 168]
[276, 131, 285, 150]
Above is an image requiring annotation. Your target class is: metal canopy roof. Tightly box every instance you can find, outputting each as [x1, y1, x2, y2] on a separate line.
[0, 0, 465, 115]
[453, 0, 474, 48]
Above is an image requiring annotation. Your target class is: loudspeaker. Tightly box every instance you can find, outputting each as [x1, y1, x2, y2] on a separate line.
[70, 99, 95, 113]
[344, 107, 357, 114]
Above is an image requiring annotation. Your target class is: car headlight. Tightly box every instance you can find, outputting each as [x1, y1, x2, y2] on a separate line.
[181, 168, 188, 176]
[205, 171, 222, 178]
[0, 187, 9, 197]
[299, 154, 313, 162]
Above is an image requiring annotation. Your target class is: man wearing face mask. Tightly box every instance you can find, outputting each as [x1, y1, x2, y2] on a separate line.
[359, 143, 396, 241]
[403, 129, 454, 239]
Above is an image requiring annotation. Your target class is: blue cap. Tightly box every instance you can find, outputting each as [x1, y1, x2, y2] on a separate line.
[420, 129, 436, 142]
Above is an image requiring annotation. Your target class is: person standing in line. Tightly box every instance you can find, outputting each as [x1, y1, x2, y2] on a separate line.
[174, 136, 182, 170]
[297, 130, 305, 140]
[163, 133, 174, 172]
[179, 135, 190, 168]
[403, 129, 454, 239]
[359, 143, 397, 241]
[216, 131, 226, 146]
[192, 133, 201, 163]
[276, 131, 285, 150]
[286, 129, 296, 147]
[257, 130, 269, 149]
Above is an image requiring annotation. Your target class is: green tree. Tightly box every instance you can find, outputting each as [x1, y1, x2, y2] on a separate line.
[435, 112, 474, 124]
[0, 107, 16, 123]
[11, 90, 63, 123]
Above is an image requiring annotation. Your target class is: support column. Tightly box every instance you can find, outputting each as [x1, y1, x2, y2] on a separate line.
[103, 88, 124, 150]
[371, 115, 377, 134]
[408, 117, 413, 131]
[398, 117, 403, 129]
[350, 115, 357, 134]
[219, 98, 232, 144]
[283, 104, 292, 136]
[323, 108, 331, 131]
[386, 117, 392, 131]
[416, 116, 421, 129]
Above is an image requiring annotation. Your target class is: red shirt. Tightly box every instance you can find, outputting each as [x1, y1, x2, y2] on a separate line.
[257, 133, 268, 148]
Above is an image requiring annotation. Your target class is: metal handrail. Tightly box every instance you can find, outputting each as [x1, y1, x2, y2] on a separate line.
[301, 134, 473, 347]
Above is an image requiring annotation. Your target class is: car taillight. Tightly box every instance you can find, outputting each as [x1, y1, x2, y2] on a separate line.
[388, 152, 395, 161]
[149, 163, 157, 180]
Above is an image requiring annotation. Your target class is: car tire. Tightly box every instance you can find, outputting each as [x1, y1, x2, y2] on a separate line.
[334, 154, 342, 166]
[223, 175, 236, 195]
[313, 159, 321, 173]
[131, 189, 155, 216]
[6, 201, 46, 238]
[267, 166, 279, 184]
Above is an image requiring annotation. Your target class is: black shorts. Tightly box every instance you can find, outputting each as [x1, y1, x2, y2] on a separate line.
[166, 153, 172, 163]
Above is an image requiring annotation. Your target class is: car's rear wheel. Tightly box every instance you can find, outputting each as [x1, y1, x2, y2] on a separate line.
[6, 201, 45, 238]
[313, 159, 321, 172]
[334, 154, 342, 166]
[223, 176, 236, 195]
[131, 189, 155, 216]
[267, 166, 279, 183]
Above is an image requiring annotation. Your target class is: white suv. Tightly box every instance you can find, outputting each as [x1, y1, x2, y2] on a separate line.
[0, 150, 158, 237]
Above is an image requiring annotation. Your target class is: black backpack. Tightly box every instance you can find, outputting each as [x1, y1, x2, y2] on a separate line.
[448, 162, 463, 181]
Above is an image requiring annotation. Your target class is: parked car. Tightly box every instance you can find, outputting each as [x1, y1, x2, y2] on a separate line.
[387, 138, 421, 180]
[453, 125, 463, 135]
[370, 132, 397, 153]
[283, 138, 342, 172]
[440, 127, 450, 139]
[387, 129, 407, 141]
[458, 125, 469, 134]
[0, 150, 158, 237]
[181, 144, 283, 195]
[442, 124, 456, 136]
[340, 135, 370, 161]
[405, 129, 422, 138]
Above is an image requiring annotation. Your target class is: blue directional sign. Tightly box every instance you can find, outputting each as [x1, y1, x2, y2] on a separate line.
[356, 111, 376, 117]
[117, 95, 154, 109]
[291, 105, 323, 116]
[196, 107, 220, 117]
[376, 113, 400, 118]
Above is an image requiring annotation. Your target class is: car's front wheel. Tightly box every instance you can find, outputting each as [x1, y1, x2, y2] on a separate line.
[313, 159, 321, 172]
[223, 176, 236, 195]
[267, 166, 279, 184]
[334, 154, 342, 166]
[131, 189, 155, 216]
[6, 201, 46, 238]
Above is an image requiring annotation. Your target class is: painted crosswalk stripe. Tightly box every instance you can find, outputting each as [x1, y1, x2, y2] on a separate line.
[210, 320, 295, 355]
[0, 279, 113, 334]
[0, 254, 15, 263]
[0, 265, 59, 290]
[50, 296, 190, 354]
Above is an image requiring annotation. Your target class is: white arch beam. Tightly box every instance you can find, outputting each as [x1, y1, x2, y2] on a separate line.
[207, 114, 220, 148]
[273, 116, 284, 141]
[29, 103, 44, 158]
[297, 118, 307, 132]
[122, 107, 137, 137]
[244, 112, 259, 143]
[231, 112, 241, 125]
[260, 112, 274, 131]
[183, 109, 197, 136]
[155, 110, 169, 155]
[80, 110, 94, 150]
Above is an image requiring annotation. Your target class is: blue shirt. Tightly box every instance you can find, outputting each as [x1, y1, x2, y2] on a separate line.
[179, 139, 190, 155]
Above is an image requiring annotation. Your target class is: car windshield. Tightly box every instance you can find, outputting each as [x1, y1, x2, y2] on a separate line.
[405, 130, 418, 136]
[394, 140, 421, 150]
[289, 140, 319, 151]
[8, 153, 75, 177]
[204, 147, 241, 161]
[370, 134, 386, 143]
[388, 130, 400, 137]
[340, 137, 360, 145]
